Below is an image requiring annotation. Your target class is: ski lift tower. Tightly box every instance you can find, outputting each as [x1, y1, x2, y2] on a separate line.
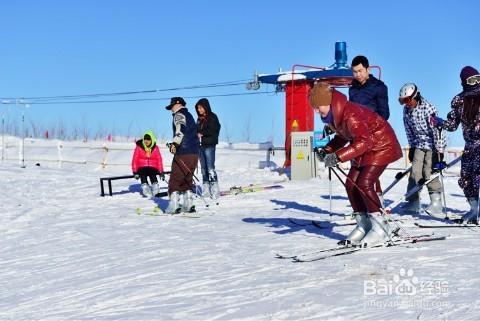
[247, 41, 354, 168]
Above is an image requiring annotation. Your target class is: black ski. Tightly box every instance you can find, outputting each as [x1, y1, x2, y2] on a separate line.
[383, 156, 462, 215]
[414, 222, 479, 228]
[382, 167, 411, 195]
[292, 234, 447, 262]
[287, 218, 355, 228]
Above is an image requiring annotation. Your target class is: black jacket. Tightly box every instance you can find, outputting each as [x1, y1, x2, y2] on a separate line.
[195, 98, 221, 146]
[349, 75, 390, 120]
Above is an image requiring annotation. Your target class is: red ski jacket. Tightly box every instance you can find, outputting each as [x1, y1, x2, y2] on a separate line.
[325, 90, 402, 167]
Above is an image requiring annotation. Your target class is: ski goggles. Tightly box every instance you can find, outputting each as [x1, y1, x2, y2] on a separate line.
[398, 96, 413, 105]
[466, 74, 480, 86]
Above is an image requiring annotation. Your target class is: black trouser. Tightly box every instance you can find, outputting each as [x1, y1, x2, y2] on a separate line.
[137, 167, 159, 185]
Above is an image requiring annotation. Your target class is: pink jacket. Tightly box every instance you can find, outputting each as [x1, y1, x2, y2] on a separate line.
[131, 140, 164, 173]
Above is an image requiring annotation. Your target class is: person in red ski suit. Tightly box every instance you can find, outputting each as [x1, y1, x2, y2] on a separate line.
[310, 82, 402, 247]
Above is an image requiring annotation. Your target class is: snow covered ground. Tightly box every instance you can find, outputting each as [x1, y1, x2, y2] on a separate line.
[1, 140, 479, 321]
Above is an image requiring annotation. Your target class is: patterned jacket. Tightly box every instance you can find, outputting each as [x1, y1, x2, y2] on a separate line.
[403, 98, 446, 153]
[171, 107, 199, 155]
[441, 90, 480, 150]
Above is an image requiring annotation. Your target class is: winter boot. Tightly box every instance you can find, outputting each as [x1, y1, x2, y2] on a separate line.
[182, 190, 196, 213]
[210, 181, 220, 200]
[151, 182, 160, 196]
[461, 198, 479, 224]
[338, 212, 372, 246]
[400, 193, 420, 214]
[360, 213, 392, 247]
[141, 183, 152, 197]
[164, 191, 181, 214]
[424, 192, 444, 218]
[202, 182, 211, 198]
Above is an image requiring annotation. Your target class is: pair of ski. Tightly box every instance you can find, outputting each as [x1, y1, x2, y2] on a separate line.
[135, 206, 203, 218]
[275, 233, 446, 262]
[414, 222, 479, 228]
[220, 184, 284, 197]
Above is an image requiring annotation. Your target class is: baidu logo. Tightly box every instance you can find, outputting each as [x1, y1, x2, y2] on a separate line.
[364, 268, 421, 296]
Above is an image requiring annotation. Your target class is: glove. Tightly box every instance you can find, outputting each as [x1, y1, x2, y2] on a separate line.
[167, 142, 179, 154]
[315, 148, 327, 162]
[324, 125, 335, 136]
[408, 148, 415, 162]
[134, 173, 139, 180]
[432, 152, 446, 172]
[323, 153, 339, 167]
[430, 115, 444, 128]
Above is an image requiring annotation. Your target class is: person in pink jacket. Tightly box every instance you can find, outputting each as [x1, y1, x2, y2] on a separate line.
[131, 130, 164, 196]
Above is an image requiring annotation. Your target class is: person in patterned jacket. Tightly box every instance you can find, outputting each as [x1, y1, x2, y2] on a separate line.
[399, 83, 447, 217]
[164, 97, 199, 214]
[431, 66, 480, 223]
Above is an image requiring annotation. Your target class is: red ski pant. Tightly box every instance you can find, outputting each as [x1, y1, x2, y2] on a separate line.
[345, 165, 387, 213]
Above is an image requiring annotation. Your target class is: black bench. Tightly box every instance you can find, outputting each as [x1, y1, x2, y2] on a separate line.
[100, 172, 170, 197]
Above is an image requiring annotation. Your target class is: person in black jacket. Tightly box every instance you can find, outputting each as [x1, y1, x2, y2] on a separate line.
[349, 55, 390, 207]
[349, 55, 390, 120]
[195, 98, 221, 199]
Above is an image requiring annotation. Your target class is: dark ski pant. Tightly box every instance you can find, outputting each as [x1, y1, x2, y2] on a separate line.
[459, 146, 480, 199]
[137, 167, 159, 185]
[168, 154, 198, 194]
[346, 165, 387, 213]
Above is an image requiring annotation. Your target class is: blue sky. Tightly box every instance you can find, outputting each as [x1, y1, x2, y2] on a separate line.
[0, 0, 478, 146]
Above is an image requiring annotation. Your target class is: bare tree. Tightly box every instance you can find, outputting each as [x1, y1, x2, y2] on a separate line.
[242, 114, 252, 143]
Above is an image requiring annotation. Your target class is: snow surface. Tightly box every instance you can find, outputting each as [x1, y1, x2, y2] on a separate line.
[1, 140, 479, 321]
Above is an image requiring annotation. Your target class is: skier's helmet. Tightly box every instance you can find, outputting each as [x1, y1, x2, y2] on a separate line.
[398, 83, 419, 104]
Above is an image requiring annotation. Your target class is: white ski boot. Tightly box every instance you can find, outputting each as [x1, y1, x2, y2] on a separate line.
[165, 191, 181, 214]
[338, 212, 371, 246]
[182, 190, 196, 213]
[202, 182, 211, 198]
[461, 198, 479, 224]
[425, 192, 444, 218]
[141, 183, 152, 197]
[151, 182, 160, 196]
[210, 181, 220, 200]
[360, 213, 392, 247]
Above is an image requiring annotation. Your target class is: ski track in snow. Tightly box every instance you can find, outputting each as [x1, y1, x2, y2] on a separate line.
[1, 151, 480, 321]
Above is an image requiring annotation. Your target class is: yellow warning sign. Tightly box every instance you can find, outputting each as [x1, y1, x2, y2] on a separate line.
[291, 119, 299, 130]
[296, 151, 304, 160]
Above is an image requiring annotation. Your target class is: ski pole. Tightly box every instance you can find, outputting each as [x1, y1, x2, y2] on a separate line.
[434, 125, 449, 219]
[328, 167, 332, 218]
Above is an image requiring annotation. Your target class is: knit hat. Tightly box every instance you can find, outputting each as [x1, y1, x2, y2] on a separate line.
[460, 66, 479, 86]
[309, 83, 332, 107]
